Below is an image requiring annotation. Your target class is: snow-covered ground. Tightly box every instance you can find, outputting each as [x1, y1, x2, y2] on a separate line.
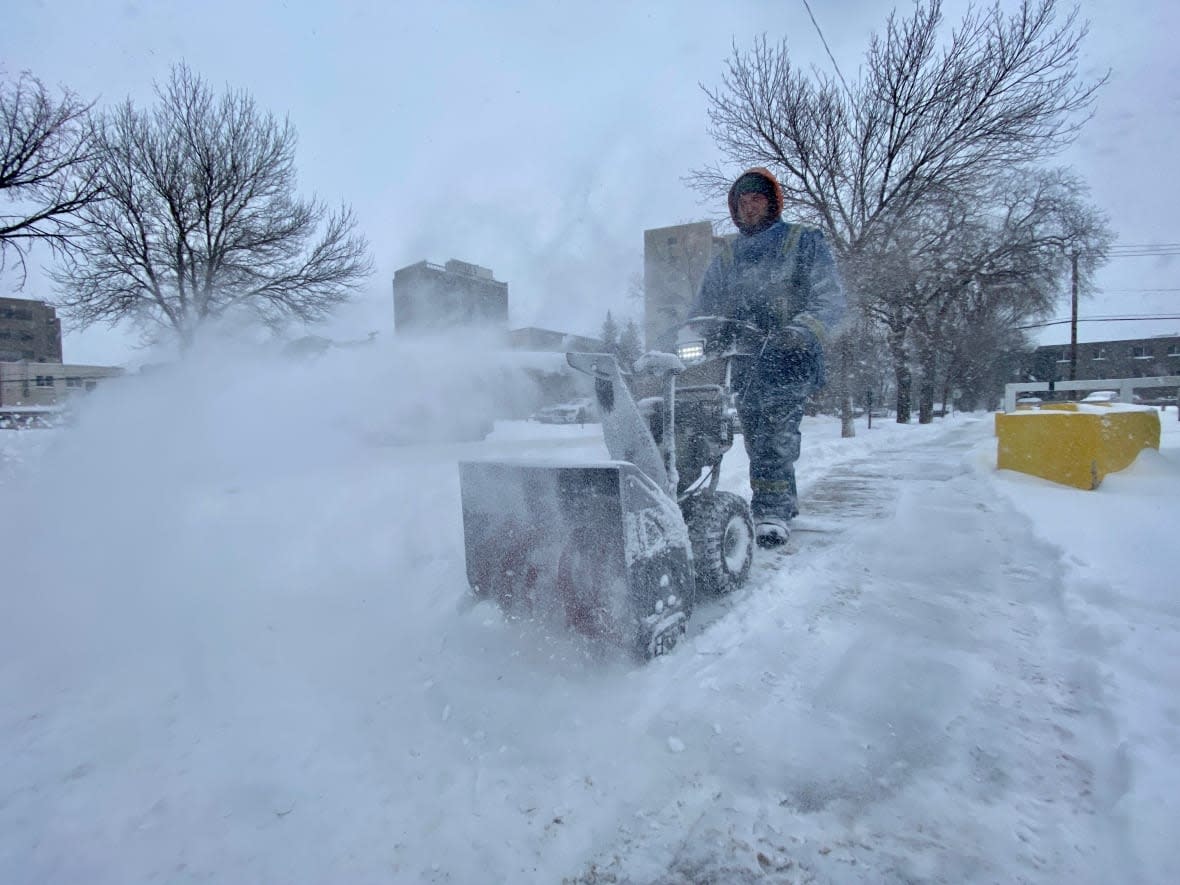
[1, 343, 1177, 884]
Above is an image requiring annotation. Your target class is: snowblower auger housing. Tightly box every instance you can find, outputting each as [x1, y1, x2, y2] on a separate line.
[459, 330, 756, 661]
[459, 460, 693, 659]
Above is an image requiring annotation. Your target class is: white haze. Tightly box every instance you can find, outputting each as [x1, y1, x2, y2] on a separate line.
[2, 344, 1178, 882]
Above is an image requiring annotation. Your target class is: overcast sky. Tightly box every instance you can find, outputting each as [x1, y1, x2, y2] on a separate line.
[3, 0, 1177, 364]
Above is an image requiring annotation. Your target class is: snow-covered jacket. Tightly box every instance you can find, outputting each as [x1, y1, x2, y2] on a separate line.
[692, 214, 845, 387]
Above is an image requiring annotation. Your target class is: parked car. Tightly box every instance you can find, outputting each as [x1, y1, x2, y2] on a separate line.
[1080, 390, 1118, 403]
[530, 398, 595, 424]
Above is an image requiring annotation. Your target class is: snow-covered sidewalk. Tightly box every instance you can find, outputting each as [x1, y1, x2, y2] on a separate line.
[573, 417, 1159, 882]
[1, 359, 1176, 883]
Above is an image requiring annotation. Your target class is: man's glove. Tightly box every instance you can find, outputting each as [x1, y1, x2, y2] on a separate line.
[768, 324, 819, 384]
[773, 325, 814, 353]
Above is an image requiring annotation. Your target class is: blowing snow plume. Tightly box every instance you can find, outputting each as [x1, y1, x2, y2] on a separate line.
[0, 330, 551, 700]
[0, 330, 602, 883]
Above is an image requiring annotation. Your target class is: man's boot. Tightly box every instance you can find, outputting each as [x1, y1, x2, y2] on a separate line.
[755, 516, 791, 548]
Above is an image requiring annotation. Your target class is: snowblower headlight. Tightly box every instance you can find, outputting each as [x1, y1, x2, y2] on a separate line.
[676, 340, 705, 362]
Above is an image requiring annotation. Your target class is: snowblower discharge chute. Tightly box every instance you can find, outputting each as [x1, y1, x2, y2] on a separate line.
[459, 320, 760, 660]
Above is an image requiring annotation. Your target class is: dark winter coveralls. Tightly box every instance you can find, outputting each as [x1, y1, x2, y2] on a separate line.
[692, 168, 846, 524]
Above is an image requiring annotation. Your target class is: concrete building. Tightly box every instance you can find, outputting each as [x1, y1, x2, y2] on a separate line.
[392, 259, 508, 335]
[1031, 334, 1180, 382]
[0, 297, 63, 363]
[1027, 334, 1180, 404]
[643, 222, 728, 352]
[0, 361, 123, 408]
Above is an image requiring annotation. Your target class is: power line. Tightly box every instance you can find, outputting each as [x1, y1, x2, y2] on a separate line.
[1107, 252, 1180, 258]
[1098, 287, 1180, 294]
[1018, 314, 1180, 330]
[800, 0, 855, 105]
[1106, 244, 1180, 258]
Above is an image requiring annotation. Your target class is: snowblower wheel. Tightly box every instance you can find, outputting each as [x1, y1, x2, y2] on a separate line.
[683, 491, 754, 596]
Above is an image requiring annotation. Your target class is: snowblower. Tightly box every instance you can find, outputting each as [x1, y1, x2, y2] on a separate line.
[458, 317, 762, 660]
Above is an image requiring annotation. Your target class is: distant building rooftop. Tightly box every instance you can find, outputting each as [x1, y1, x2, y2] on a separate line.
[508, 327, 603, 353]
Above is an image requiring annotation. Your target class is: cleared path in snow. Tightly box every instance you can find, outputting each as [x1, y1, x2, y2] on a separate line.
[573, 418, 1127, 883]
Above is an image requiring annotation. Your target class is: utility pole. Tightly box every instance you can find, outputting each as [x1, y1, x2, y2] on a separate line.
[1069, 250, 1079, 381]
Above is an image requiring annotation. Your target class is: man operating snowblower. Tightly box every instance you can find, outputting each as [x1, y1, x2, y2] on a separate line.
[692, 167, 846, 548]
[456, 167, 846, 659]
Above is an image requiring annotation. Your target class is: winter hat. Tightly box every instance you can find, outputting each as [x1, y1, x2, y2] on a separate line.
[727, 167, 783, 234]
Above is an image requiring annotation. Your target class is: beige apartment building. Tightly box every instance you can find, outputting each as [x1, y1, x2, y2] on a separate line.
[0, 361, 123, 408]
[643, 222, 729, 352]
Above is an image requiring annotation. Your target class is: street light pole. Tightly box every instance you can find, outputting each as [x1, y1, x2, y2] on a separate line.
[1069, 249, 1079, 381]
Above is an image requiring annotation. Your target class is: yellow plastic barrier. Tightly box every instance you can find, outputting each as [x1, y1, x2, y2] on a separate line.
[995, 405, 1161, 489]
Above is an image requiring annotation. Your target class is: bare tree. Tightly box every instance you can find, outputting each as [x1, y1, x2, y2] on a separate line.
[854, 186, 975, 420]
[697, 0, 1103, 247]
[692, 0, 1107, 419]
[55, 64, 371, 348]
[940, 291, 1038, 411]
[906, 168, 1111, 420]
[1, 71, 102, 285]
[809, 305, 894, 431]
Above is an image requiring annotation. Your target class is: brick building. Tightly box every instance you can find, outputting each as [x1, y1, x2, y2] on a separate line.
[1031, 334, 1180, 383]
[0, 361, 123, 408]
[0, 297, 62, 363]
[0, 298, 124, 410]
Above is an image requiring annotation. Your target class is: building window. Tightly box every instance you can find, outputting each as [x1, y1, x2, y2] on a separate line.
[1132, 345, 1151, 359]
[66, 377, 82, 388]
[1168, 344, 1180, 357]
[1092, 347, 1107, 361]
[85, 380, 97, 391]
[1055, 349, 1071, 363]
[34, 375, 55, 387]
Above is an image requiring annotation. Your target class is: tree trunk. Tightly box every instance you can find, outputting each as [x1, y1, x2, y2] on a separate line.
[918, 339, 937, 424]
[839, 334, 856, 438]
[888, 327, 911, 423]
